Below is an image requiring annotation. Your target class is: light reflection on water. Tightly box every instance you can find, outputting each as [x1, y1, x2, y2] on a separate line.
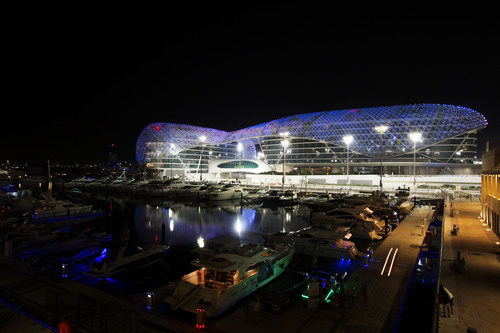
[134, 201, 310, 247]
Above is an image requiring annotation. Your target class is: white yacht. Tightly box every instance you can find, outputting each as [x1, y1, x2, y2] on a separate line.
[349, 221, 382, 240]
[242, 188, 267, 201]
[205, 184, 246, 201]
[32, 199, 94, 219]
[113, 179, 144, 193]
[175, 184, 205, 198]
[278, 190, 298, 204]
[165, 236, 294, 317]
[267, 227, 360, 260]
[134, 180, 165, 196]
[85, 244, 169, 277]
[108, 178, 133, 192]
[89, 178, 114, 191]
[64, 177, 94, 189]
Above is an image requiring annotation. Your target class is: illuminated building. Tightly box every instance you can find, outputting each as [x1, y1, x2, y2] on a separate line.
[136, 104, 487, 177]
[481, 141, 500, 238]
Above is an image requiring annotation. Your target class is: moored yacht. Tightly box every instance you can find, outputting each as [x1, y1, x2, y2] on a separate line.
[165, 236, 294, 317]
[85, 243, 169, 277]
[267, 227, 361, 260]
[32, 199, 94, 219]
[204, 184, 245, 201]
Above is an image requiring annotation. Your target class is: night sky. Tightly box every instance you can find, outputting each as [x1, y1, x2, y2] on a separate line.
[3, 6, 499, 163]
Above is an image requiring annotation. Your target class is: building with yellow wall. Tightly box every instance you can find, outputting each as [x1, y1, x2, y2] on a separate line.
[481, 140, 500, 237]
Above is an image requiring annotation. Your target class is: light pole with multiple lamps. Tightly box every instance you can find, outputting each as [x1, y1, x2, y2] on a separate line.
[279, 132, 290, 191]
[374, 125, 389, 191]
[198, 135, 207, 181]
[237, 142, 243, 163]
[408, 132, 422, 191]
[169, 143, 177, 178]
[281, 139, 290, 191]
[342, 135, 354, 186]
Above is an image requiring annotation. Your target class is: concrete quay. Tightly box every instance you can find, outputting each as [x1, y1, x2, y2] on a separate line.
[438, 201, 500, 333]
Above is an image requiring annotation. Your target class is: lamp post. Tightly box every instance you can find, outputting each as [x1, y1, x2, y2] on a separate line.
[198, 135, 206, 181]
[408, 132, 422, 192]
[374, 125, 389, 191]
[169, 143, 176, 178]
[237, 142, 243, 164]
[342, 135, 354, 186]
[281, 139, 290, 191]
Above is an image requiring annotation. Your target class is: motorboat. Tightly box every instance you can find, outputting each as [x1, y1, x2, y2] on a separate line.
[14, 232, 110, 258]
[394, 186, 414, 215]
[175, 184, 205, 199]
[297, 193, 333, 205]
[349, 221, 382, 240]
[120, 179, 148, 193]
[165, 236, 294, 317]
[134, 180, 166, 197]
[261, 190, 294, 206]
[242, 188, 267, 203]
[310, 209, 359, 228]
[86, 178, 114, 191]
[85, 243, 169, 277]
[3, 229, 62, 256]
[31, 199, 94, 220]
[204, 184, 245, 201]
[63, 177, 88, 189]
[108, 178, 134, 192]
[277, 190, 298, 204]
[113, 179, 144, 193]
[267, 227, 361, 260]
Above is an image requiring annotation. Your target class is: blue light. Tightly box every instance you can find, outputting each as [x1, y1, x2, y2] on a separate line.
[136, 104, 487, 167]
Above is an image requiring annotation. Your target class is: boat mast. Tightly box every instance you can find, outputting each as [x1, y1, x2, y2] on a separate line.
[47, 159, 52, 202]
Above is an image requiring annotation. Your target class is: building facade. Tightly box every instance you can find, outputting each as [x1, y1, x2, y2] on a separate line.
[136, 104, 487, 178]
[481, 141, 500, 238]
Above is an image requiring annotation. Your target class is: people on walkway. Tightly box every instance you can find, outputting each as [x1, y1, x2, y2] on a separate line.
[444, 286, 454, 315]
[439, 284, 454, 317]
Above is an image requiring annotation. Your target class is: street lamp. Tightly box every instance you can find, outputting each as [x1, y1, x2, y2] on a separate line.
[281, 139, 290, 191]
[237, 142, 243, 167]
[374, 125, 389, 191]
[198, 136, 206, 181]
[342, 135, 354, 186]
[169, 143, 177, 178]
[408, 132, 422, 191]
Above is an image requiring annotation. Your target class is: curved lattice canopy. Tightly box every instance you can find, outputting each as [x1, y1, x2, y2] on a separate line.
[136, 104, 487, 170]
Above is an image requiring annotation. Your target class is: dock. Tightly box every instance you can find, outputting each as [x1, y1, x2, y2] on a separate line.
[209, 206, 434, 333]
[0, 204, 440, 333]
[0, 256, 198, 332]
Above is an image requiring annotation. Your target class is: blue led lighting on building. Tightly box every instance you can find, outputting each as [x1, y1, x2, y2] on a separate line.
[136, 104, 487, 174]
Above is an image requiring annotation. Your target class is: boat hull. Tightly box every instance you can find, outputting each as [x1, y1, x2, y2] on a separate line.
[166, 249, 294, 317]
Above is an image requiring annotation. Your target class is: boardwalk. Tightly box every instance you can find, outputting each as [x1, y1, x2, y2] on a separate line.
[334, 206, 433, 333]
[439, 201, 500, 333]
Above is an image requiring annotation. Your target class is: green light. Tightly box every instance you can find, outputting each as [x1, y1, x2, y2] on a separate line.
[301, 294, 309, 299]
[324, 289, 334, 301]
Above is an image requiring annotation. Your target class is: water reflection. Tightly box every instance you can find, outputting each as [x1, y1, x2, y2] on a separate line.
[134, 202, 309, 248]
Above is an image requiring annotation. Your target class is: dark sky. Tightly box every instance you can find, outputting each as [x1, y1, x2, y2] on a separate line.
[3, 6, 499, 163]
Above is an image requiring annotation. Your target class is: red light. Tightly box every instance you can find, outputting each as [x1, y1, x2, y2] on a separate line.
[155, 125, 160, 131]
[154, 234, 158, 243]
